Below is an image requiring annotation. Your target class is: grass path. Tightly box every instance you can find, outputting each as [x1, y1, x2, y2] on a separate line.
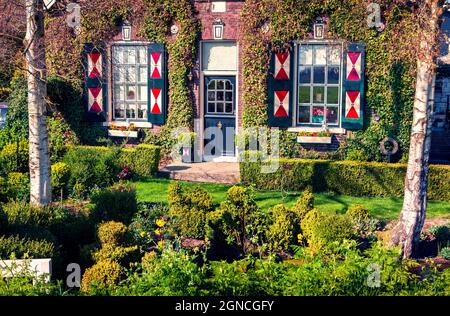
[134, 178, 450, 220]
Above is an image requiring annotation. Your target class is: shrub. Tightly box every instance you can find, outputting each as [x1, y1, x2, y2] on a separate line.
[0, 235, 57, 259]
[118, 144, 161, 177]
[90, 183, 138, 224]
[129, 203, 170, 249]
[168, 183, 214, 239]
[0, 140, 29, 173]
[0, 177, 10, 202]
[113, 246, 205, 296]
[346, 204, 371, 222]
[290, 189, 315, 222]
[267, 204, 298, 252]
[3, 201, 56, 228]
[7, 172, 29, 202]
[207, 186, 263, 253]
[440, 247, 450, 260]
[81, 259, 123, 295]
[300, 210, 355, 252]
[51, 162, 70, 200]
[346, 148, 370, 162]
[63, 146, 121, 197]
[240, 154, 450, 201]
[428, 225, 450, 242]
[98, 221, 128, 246]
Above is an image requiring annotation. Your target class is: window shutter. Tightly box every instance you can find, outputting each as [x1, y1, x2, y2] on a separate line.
[268, 45, 294, 127]
[341, 42, 365, 130]
[84, 43, 107, 121]
[148, 43, 166, 125]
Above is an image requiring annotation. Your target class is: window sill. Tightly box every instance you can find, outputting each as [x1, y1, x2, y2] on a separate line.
[102, 121, 153, 128]
[108, 130, 139, 138]
[287, 127, 346, 134]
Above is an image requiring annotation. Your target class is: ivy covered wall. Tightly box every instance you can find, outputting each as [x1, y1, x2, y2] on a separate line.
[240, 0, 421, 162]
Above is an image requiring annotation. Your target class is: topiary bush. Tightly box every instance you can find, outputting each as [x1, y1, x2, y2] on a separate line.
[206, 186, 264, 254]
[168, 182, 214, 239]
[267, 204, 298, 252]
[300, 209, 355, 252]
[81, 259, 123, 295]
[51, 162, 70, 200]
[0, 140, 29, 174]
[97, 221, 128, 246]
[90, 183, 138, 224]
[290, 189, 315, 222]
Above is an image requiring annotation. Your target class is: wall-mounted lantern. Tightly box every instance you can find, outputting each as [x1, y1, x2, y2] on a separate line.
[122, 20, 131, 41]
[213, 19, 224, 40]
[187, 70, 194, 82]
[314, 23, 324, 39]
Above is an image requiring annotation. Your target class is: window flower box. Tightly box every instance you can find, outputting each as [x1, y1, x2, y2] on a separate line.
[108, 129, 138, 138]
[297, 131, 333, 144]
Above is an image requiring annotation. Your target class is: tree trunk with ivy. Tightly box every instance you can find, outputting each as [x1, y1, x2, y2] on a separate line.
[24, 0, 51, 205]
[390, 0, 441, 258]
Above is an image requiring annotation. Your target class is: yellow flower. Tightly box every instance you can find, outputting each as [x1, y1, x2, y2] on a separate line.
[157, 240, 164, 248]
[156, 218, 166, 228]
[155, 228, 161, 236]
[140, 231, 146, 238]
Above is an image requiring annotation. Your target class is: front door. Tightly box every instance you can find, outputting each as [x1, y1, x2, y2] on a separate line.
[204, 76, 236, 158]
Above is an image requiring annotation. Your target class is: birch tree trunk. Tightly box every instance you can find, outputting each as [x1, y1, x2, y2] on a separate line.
[24, 0, 51, 205]
[390, 0, 440, 258]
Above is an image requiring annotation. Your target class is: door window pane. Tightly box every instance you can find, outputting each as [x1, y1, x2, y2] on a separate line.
[328, 66, 340, 84]
[314, 46, 327, 64]
[206, 79, 234, 114]
[326, 107, 339, 124]
[299, 46, 313, 64]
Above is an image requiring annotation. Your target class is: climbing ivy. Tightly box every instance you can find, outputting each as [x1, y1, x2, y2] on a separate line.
[241, 0, 420, 162]
[43, 0, 199, 149]
[140, 0, 200, 149]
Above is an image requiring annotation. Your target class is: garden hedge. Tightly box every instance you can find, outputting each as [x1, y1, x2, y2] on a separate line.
[240, 155, 450, 201]
[66, 145, 161, 178]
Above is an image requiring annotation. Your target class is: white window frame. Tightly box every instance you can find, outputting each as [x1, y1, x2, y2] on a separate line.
[111, 43, 149, 122]
[290, 40, 346, 133]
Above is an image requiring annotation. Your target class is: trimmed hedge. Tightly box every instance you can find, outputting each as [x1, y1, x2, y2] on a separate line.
[118, 144, 160, 177]
[240, 155, 450, 201]
[65, 145, 160, 178]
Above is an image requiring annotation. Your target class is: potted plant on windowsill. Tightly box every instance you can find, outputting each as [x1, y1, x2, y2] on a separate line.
[108, 123, 138, 138]
[297, 131, 333, 144]
[179, 132, 198, 163]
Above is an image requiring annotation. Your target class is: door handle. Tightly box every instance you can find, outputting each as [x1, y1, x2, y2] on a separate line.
[217, 121, 223, 129]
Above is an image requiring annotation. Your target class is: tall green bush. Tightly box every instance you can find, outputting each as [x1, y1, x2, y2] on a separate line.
[168, 182, 214, 239]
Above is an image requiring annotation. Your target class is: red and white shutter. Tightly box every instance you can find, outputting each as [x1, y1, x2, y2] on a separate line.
[342, 43, 365, 130]
[268, 46, 293, 127]
[84, 44, 106, 119]
[148, 44, 166, 124]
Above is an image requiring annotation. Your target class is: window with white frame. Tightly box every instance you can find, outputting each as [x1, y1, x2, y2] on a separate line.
[297, 44, 342, 126]
[112, 45, 148, 120]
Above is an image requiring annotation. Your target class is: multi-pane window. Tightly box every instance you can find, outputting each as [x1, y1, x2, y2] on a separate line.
[112, 45, 148, 120]
[297, 44, 341, 125]
[207, 79, 234, 114]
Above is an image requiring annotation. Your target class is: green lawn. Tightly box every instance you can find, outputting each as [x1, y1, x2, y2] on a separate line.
[133, 178, 450, 220]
